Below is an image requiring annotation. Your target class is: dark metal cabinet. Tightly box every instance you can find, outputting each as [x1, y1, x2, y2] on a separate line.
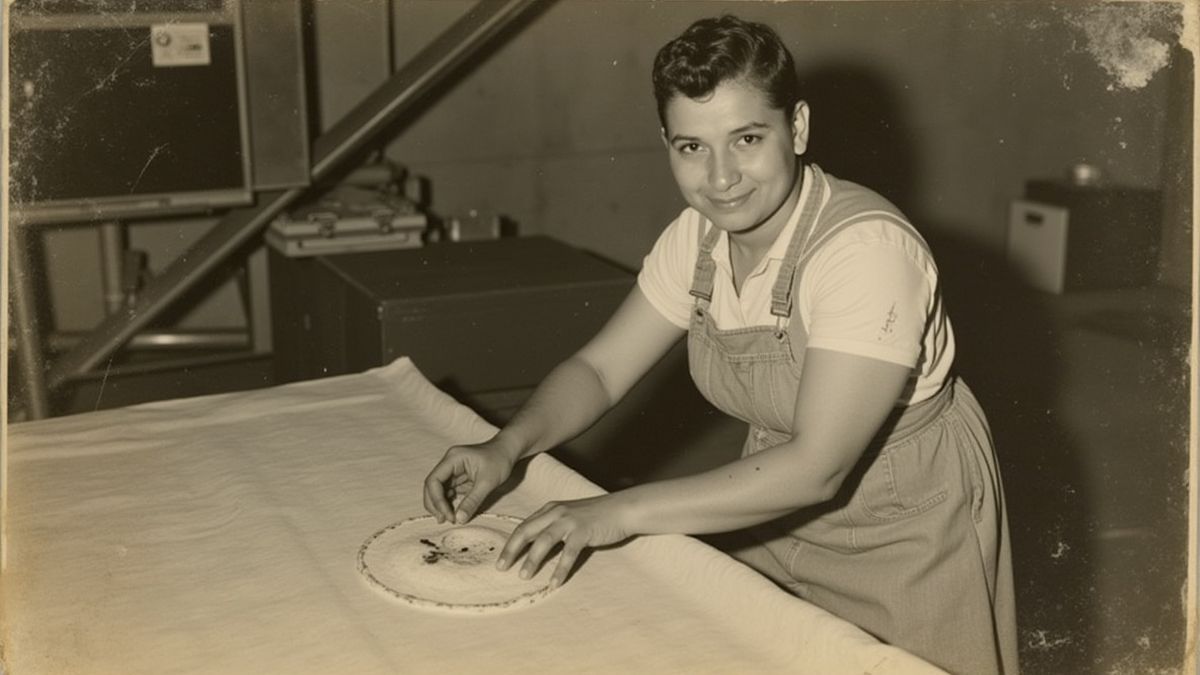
[269, 236, 633, 415]
[1024, 180, 1162, 291]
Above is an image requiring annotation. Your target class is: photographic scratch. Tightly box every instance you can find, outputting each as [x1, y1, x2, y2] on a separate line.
[94, 354, 116, 412]
[78, 33, 153, 102]
[1058, 2, 1183, 90]
[130, 143, 170, 193]
[1049, 540, 1070, 559]
[1025, 628, 1073, 651]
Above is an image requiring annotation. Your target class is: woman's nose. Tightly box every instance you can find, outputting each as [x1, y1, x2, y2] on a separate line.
[707, 152, 741, 191]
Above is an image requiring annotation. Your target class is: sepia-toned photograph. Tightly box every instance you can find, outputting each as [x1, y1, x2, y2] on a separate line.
[2, 1, 1196, 673]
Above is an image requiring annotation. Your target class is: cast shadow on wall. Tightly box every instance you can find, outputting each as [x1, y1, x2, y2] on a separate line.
[806, 59, 1099, 671]
[799, 60, 920, 216]
[806, 59, 1098, 670]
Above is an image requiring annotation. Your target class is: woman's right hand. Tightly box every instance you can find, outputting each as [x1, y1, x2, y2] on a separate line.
[422, 435, 521, 524]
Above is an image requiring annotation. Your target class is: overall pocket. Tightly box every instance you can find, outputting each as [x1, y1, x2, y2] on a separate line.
[855, 434, 950, 521]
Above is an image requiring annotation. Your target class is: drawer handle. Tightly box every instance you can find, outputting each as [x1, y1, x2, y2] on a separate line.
[1024, 211, 1044, 226]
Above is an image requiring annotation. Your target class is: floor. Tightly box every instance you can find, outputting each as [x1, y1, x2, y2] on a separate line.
[10, 283, 1192, 675]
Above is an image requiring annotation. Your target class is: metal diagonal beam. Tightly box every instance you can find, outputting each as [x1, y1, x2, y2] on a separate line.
[47, 0, 544, 388]
[311, 0, 543, 179]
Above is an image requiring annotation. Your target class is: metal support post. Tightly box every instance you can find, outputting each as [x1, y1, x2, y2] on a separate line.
[98, 221, 127, 315]
[9, 226, 51, 418]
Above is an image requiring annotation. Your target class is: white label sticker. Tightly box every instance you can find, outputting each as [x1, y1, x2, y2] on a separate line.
[150, 23, 212, 67]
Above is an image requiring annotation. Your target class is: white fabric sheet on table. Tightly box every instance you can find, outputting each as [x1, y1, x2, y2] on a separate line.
[2, 357, 943, 675]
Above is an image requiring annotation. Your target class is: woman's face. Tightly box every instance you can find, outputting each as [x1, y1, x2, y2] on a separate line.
[662, 78, 808, 240]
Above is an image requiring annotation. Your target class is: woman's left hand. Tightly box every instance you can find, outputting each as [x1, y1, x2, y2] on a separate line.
[497, 494, 633, 588]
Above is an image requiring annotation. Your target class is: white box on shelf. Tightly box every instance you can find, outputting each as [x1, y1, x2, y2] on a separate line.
[1006, 200, 1070, 294]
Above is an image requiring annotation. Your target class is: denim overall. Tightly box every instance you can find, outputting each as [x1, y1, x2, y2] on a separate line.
[687, 165, 1018, 674]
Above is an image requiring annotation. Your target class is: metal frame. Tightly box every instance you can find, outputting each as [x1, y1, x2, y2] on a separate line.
[14, 0, 543, 417]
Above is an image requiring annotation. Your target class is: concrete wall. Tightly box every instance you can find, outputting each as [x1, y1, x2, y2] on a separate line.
[357, 0, 1185, 278]
[32, 0, 1192, 333]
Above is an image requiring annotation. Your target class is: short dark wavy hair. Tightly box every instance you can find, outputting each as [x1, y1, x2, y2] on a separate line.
[652, 15, 800, 129]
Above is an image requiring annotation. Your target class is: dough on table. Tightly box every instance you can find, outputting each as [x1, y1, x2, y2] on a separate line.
[358, 513, 559, 613]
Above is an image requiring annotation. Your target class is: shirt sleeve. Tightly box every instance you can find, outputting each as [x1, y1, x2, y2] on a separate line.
[636, 209, 701, 329]
[801, 225, 934, 368]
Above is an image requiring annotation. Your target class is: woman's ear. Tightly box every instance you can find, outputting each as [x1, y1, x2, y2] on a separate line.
[791, 101, 810, 156]
[660, 126, 671, 150]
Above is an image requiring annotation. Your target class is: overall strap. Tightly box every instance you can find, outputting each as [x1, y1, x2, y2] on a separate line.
[688, 213, 724, 305]
[769, 164, 827, 319]
[801, 210, 925, 270]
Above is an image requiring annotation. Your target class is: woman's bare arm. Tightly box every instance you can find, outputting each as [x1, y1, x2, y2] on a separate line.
[497, 347, 914, 585]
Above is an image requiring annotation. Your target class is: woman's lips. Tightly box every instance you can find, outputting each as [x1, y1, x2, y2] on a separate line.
[709, 191, 753, 209]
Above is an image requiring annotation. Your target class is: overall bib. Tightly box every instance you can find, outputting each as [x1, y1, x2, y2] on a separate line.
[687, 165, 1018, 675]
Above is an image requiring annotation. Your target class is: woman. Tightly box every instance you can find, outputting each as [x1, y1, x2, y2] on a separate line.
[423, 15, 1017, 674]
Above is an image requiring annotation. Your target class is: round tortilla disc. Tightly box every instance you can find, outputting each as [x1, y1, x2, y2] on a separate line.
[358, 514, 557, 613]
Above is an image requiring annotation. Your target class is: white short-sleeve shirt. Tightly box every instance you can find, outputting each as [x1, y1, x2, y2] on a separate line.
[638, 166, 954, 405]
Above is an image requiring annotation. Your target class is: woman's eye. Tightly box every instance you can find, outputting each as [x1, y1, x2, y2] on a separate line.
[738, 134, 761, 146]
[677, 142, 701, 154]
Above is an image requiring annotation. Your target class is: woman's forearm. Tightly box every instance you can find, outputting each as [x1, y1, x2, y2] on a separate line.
[614, 350, 911, 536]
[615, 440, 846, 536]
[492, 356, 615, 464]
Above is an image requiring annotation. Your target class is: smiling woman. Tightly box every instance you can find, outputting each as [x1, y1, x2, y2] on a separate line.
[422, 14, 1017, 675]
[661, 80, 808, 284]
